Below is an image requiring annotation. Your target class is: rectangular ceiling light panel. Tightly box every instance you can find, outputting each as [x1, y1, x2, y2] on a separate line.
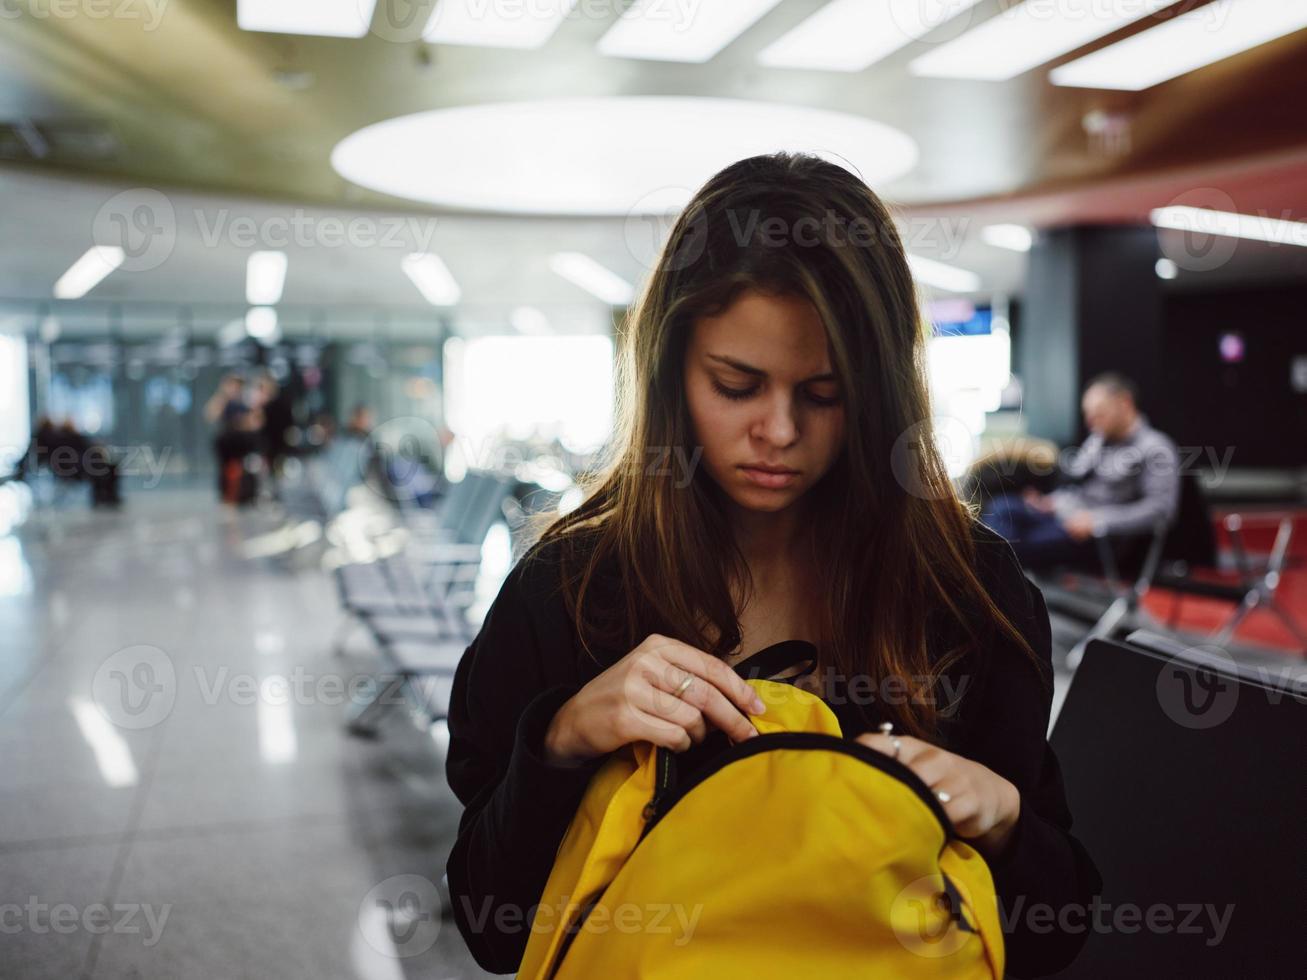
[758, 0, 986, 72]
[1051, 0, 1307, 90]
[910, 0, 1179, 80]
[237, 0, 379, 38]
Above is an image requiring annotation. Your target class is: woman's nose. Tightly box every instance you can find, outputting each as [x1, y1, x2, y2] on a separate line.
[752, 393, 799, 447]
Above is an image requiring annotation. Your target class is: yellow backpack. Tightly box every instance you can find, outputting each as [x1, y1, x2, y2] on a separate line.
[517, 677, 1005, 979]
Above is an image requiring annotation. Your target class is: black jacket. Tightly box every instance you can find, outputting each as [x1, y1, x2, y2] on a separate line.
[444, 522, 1102, 977]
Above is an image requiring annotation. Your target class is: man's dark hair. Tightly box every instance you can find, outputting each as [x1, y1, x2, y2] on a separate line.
[1086, 371, 1138, 405]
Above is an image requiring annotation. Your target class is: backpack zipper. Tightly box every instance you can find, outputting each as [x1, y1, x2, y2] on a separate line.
[640, 745, 674, 825]
[545, 745, 673, 980]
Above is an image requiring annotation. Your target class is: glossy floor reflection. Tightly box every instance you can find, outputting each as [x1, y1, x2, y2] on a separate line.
[0, 487, 1104, 980]
[0, 490, 491, 980]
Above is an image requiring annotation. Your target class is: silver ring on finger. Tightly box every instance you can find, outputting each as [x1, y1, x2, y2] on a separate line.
[673, 673, 694, 698]
[936, 790, 952, 804]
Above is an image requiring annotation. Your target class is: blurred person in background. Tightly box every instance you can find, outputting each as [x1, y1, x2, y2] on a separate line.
[981, 372, 1180, 569]
[13, 415, 58, 483]
[204, 373, 248, 427]
[215, 406, 264, 507]
[205, 374, 248, 499]
[253, 372, 295, 496]
[13, 416, 120, 507]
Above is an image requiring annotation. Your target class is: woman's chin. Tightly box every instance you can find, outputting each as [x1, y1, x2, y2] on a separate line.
[728, 485, 803, 513]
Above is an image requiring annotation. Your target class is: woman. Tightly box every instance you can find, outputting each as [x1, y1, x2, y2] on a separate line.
[445, 152, 1100, 978]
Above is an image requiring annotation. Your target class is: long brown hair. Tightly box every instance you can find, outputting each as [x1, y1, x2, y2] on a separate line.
[529, 152, 1042, 739]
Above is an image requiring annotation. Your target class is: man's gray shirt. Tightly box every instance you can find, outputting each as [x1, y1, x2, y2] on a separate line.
[1050, 416, 1181, 537]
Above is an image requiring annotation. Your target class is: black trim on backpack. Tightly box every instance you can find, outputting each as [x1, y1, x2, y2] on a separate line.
[733, 639, 820, 682]
[640, 732, 957, 841]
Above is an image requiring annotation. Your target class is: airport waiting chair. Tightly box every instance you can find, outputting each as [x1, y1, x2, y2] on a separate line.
[1059, 474, 1305, 658]
[1048, 632, 1306, 978]
[1154, 509, 1306, 651]
[334, 472, 504, 626]
[340, 472, 521, 738]
[1056, 473, 1213, 663]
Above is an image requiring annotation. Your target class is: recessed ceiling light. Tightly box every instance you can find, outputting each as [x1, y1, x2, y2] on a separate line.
[53, 246, 124, 299]
[599, 0, 783, 63]
[757, 0, 986, 72]
[550, 253, 635, 306]
[981, 224, 1033, 252]
[1051, 0, 1307, 91]
[907, 254, 981, 292]
[218, 317, 247, 347]
[423, 0, 577, 48]
[402, 253, 461, 306]
[1150, 205, 1307, 247]
[332, 97, 918, 216]
[910, 0, 1178, 81]
[511, 306, 552, 335]
[246, 250, 288, 306]
[245, 307, 280, 340]
[237, 0, 378, 39]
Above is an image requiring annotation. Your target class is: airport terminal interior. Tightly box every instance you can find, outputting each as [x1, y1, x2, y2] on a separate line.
[2, 2, 1306, 978]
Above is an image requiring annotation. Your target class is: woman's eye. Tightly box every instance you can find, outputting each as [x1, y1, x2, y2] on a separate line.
[711, 379, 757, 401]
[805, 390, 842, 407]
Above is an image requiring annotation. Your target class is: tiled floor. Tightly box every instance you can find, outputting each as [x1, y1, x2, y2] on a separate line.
[0, 487, 1143, 979]
[0, 491, 491, 980]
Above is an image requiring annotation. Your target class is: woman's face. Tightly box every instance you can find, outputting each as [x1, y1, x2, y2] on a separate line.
[684, 289, 845, 515]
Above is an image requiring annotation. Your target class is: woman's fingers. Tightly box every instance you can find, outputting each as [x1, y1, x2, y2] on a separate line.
[653, 637, 764, 715]
[632, 672, 709, 744]
[626, 705, 694, 752]
[857, 733, 978, 828]
[660, 658, 762, 745]
[856, 731, 929, 766]
[664, 643, 764, 724]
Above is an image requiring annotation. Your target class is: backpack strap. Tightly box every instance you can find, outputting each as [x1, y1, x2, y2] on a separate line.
[735, 639, 819, 683]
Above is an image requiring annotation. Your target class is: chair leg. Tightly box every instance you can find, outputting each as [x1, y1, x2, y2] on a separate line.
[1213, 592, 1259, 647]
[1068, 595, 1134, 670]
[332, 614, 359, 658]
[344, 673, 407, 738]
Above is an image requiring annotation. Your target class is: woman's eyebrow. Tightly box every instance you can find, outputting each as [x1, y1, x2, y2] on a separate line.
[706, 353, 836, 384]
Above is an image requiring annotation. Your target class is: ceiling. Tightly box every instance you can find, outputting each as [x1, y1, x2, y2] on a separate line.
[1, 0, 1305, 329]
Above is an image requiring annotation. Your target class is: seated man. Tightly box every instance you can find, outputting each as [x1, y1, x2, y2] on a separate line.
[982, 373, 1180, 570]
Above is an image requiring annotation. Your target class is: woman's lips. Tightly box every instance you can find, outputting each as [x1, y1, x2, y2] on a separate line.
[739, 465, 799, 489]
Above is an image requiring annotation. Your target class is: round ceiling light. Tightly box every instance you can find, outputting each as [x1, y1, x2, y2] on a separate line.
[331, 97, 918, 217]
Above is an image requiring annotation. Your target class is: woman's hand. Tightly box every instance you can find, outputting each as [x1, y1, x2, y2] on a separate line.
[856, 731, 1021, 859]
[543, 633, 765, 767]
